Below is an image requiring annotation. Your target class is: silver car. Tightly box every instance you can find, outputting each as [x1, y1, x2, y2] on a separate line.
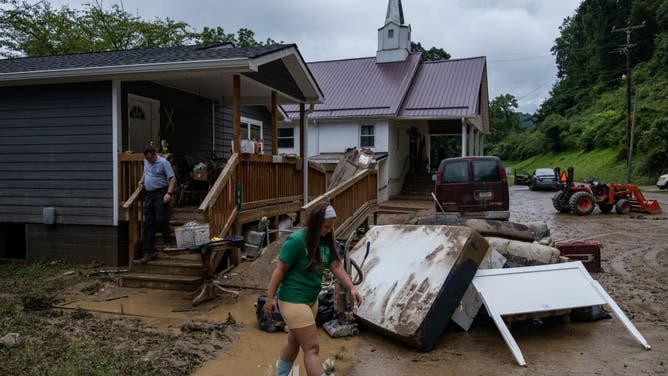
[657, 173, 668, 190]
[529, 168, 560, 191]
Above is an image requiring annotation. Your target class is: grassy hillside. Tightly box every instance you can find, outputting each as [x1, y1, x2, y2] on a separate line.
[505, 149, 658, 185]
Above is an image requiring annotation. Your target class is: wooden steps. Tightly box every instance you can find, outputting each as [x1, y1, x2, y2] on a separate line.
[120, 271, 203, 291]
[396, 174, 433, 200]
[129, 257, 203, 276]
[122, 205, 208, 291]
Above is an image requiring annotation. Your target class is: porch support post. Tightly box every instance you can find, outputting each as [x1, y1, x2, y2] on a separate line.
[469, 125, 475, 157]
[480, 135, 485, 156]
[233, 75, 241, 154]
[474, 131, 480, 156]
[271, 90, 278, 155]
[300, 103, 307, 204]
[461, 118, 467, 157]
[299, 104, 305, 158]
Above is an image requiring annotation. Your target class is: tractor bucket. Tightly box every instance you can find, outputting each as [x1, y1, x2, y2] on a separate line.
[626, 184, 663, 214]
[639, 199, 662, 214]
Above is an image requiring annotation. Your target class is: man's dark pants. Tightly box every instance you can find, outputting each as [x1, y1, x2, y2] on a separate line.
[143, 187, 173, 255]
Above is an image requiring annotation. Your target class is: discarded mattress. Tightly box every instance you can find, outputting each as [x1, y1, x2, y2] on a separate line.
[349, 225, 489, 351]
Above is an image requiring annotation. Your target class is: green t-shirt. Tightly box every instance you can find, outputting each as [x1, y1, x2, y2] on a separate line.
[277, 228, 335, 304]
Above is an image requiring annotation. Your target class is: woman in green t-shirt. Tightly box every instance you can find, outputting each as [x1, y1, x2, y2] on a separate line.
[264, 202, 362, 376]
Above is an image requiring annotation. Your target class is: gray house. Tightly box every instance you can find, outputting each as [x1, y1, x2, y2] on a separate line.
[0, 43, 322, 265]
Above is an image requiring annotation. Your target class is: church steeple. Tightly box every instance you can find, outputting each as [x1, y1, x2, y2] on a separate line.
[385, 0, 405, 25]
[377, 0, 412, 63]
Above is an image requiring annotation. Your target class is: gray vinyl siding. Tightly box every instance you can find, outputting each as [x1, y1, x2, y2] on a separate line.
[26, 223, 125, 266]
[0, 82, 113, 226]
[214, 105, 273, 157]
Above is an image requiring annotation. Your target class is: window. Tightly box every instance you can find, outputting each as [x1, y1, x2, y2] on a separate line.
[278, 128, 294, 148]
[388, 29, 394, 38]
[443, 160, 469, 183]
[240, 117, 262, 140]
[129, 105, 145, 119]
[473, 160, 501, 182]
[361, 125, 375, 147]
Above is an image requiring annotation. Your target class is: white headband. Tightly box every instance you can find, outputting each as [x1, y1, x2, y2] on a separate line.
[324, 205, 337, 219]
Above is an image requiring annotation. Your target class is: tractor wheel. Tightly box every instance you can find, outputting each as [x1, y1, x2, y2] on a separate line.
[598, 203, 614, 213]
[552, 191, 571, 213]
[615, 199, 631, 214]
[568, 191, 596, 215]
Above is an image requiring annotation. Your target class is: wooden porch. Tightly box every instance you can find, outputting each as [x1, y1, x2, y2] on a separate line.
[118, 151, 378, 292]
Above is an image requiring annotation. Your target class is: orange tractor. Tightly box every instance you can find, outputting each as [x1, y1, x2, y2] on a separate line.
[552, 167, 662, 216]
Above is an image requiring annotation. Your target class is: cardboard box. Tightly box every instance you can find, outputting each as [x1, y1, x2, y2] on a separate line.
[175, 223, 210, 248]
[555, 241, 602, 273]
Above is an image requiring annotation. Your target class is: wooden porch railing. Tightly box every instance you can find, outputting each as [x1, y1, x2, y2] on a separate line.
[198, 153, 240, 240]
[300, 169, 378, 240]
[119, 151, 331, 265]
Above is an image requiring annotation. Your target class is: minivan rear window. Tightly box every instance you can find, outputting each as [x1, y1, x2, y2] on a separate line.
[442, 160, 468, 183]
[472, 160, 501, 182]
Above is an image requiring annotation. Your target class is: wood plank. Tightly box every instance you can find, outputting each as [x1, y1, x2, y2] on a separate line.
[237, 201, 303, 224]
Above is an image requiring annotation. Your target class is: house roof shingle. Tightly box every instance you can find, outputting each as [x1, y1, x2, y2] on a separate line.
[0, 43, 294, 74]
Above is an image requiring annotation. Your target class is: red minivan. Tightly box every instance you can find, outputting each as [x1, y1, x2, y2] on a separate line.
[434, 156, 510, 220]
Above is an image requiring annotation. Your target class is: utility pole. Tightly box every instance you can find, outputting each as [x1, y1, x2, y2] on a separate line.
[612, 21, 645, 183]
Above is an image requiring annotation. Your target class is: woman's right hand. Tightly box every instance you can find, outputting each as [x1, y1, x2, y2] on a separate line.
[263, 296, 277, 319]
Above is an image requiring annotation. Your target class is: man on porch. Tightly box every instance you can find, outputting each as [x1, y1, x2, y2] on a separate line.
[138, 144, 176, 262]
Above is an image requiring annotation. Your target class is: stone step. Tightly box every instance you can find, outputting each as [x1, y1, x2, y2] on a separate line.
[120, 272, 203, 291]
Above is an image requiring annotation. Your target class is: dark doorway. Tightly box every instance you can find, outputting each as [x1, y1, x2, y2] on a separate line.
[0, 223, 27, 259]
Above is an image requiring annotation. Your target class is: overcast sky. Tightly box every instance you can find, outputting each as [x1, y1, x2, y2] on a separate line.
[51, 0, 583, 114]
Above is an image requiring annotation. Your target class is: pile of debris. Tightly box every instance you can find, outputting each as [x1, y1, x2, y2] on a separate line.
[343, 220, 651, 366]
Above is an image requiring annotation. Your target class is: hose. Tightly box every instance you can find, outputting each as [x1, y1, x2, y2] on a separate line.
[350, 258, 364, 285]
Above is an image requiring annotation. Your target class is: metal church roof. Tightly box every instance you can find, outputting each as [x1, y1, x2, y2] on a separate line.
[284, 53, 421, 119]
[284, 54, 486, 122]
[399, 56, 486, 119]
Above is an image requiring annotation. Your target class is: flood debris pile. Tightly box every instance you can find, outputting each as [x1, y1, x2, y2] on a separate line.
[344, 222, 651, 366]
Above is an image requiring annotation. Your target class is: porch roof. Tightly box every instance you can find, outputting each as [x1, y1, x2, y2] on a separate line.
[0, 43, 323, 105]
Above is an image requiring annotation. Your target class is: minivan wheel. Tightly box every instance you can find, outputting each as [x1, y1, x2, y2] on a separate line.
[568, 191, 596, 215]
[552, 191, 571, 213]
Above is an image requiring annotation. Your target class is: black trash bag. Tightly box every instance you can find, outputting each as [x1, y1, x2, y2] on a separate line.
[316, 290, 335, 327]
[570, 305, 611, 322]
[256, 294, 285, 332]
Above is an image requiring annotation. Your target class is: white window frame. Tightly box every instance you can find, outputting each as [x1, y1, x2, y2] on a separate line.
[277, 127, 295, 148]
[388, 29, 394, 39]
[240, 116, 263, 140]
[360, 124, 375, 148]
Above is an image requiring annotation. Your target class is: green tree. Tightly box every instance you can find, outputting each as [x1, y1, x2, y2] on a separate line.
[411, 41, 450, 61]
[488, 94, 520, 144]
[0, 0, 277, 58]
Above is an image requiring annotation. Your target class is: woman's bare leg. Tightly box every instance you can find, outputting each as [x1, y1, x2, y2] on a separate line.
[286, 324, 324, 376]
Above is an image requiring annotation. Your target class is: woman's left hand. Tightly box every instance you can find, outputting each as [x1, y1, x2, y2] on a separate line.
[350, 287, 363, 307]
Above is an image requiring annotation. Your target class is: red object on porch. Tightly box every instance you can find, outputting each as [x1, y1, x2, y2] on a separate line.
[555, 241, 602, 273]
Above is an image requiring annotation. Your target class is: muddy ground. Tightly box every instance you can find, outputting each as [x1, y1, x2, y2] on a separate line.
[46, 186, 668, 375]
